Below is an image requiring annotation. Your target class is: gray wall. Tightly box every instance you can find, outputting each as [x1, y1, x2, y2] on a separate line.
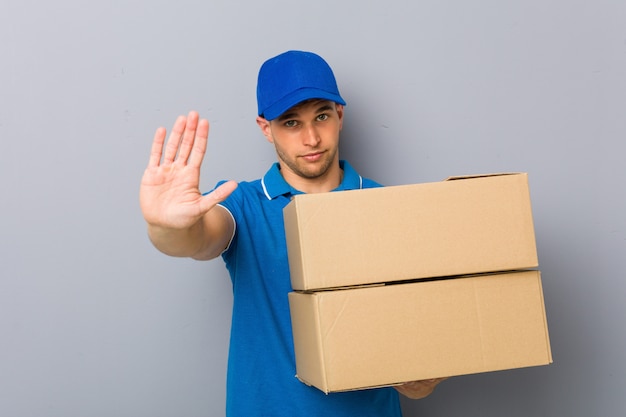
[1, 0, 624, 416]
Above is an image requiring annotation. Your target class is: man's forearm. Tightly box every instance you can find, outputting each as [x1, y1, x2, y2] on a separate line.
[147, 220, 208, 258]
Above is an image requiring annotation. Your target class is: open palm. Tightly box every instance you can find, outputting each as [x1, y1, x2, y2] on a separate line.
[140, 111, 235, 230]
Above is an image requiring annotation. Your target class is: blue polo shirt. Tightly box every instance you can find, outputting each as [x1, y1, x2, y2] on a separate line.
[215, 161, 402, 417]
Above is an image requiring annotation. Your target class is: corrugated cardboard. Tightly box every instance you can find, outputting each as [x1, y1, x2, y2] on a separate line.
[284, 173, 538, 291]
[288, 270, 552, 394]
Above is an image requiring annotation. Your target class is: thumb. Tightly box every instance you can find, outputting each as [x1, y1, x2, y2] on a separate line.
[199, 180, 238, 213]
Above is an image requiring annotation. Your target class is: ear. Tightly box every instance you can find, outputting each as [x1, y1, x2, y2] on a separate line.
[256, 116, 274, 143]
[335, 104, 344, 131]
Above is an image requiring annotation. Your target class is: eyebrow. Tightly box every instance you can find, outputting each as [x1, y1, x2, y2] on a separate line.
[276, 102, 335, 122]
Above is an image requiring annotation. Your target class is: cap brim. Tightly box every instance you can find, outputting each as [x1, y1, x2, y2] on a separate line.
[262, 87, 346, 120]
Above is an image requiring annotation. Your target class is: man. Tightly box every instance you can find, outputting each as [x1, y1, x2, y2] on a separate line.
[140, 50, 445, 416]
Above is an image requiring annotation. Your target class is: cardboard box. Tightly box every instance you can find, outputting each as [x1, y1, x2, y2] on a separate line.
[288, 270, 552, 394]
[284, 173, 538, 291]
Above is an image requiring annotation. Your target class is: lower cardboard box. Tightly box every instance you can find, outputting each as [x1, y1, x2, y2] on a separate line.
[288, 270, 552, 394]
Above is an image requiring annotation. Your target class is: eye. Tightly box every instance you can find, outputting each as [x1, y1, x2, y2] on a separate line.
[316, 113, 329, 121]
[283, 120, 298, 128]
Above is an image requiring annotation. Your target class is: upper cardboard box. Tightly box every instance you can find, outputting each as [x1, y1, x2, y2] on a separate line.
[284, 173, 537, 291]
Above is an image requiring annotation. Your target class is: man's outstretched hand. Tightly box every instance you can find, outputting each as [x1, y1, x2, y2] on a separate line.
[140, 111, 236, 231]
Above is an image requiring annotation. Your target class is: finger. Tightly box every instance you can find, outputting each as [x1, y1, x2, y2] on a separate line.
[148, 127, 167, 168]
[162, 115, 187, 165]
[187, 118, 209, 168]
[176, 111, 199, 165]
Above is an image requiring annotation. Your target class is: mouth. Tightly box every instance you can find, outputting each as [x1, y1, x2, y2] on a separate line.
[301, 151, 325, 162]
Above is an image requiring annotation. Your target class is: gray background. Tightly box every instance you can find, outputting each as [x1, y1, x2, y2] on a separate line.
[1, 0, 624, 416]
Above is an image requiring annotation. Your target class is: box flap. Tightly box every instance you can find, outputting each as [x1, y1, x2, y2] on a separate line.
[444, 172, 525, 181]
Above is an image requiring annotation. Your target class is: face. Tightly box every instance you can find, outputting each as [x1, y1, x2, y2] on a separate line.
[257, 99, 344, 186]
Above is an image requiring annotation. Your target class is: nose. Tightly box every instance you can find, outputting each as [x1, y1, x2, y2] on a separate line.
[303, 124, 321, 147]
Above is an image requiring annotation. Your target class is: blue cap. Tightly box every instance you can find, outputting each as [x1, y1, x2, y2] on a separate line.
[257, 50, 346, 120]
